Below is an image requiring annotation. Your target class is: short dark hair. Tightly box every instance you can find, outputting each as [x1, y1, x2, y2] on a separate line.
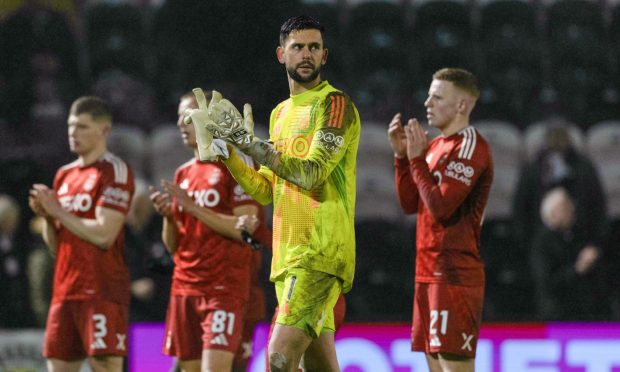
[69, 96, 112, 123]
[433, 68, 480, 99]
[279, 15, 325, 46]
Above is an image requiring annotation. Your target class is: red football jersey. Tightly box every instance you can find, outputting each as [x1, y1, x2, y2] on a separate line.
[395, 127, 493, 285]
[52, 153, 134, 304]
[171, 158, 259, 300]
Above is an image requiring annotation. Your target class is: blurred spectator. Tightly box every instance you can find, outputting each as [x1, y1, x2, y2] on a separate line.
[27, 215, 54, 327]
[125, 180, 170, 322]
[530, 187, 609, 320]
[0, 194, 34, 328]
[513, 123, 607, 257]
[0, 0, 82, 126]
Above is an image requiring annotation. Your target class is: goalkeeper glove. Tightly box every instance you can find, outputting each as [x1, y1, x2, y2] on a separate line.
[205, 98, 279, 168]
[183, 89, 225, 161]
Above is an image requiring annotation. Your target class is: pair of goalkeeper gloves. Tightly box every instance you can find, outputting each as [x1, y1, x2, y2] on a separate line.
[184, 88, 277, 167]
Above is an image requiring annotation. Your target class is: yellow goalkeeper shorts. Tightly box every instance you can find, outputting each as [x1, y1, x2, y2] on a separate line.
[274, 267, 342, 338]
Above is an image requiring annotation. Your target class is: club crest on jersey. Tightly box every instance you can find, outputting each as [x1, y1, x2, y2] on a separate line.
[208, 169, 222, 185]
[444, 161, 474, 186]
[84, 173, 97, 191]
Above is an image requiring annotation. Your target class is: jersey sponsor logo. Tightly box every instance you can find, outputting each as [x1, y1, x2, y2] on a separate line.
[445, 161, 474, 186]
[190, 189, 221, 208]
[59, 193, 93, 212]
[103, 186, 131, 208]
[315, 130, 345, 152]
[116, 334, 126, 350]
[165, 331, 172, 350]
[291, 136, 310, 157]
[328, 95, 345, 128]
[240, 341, 252, 359]
[58, 183, 69, 195]
[233, 185, 252, 202]
[210, 333, 229, 346]
[461, 333, 474, 351]
[433, 170, 442, 185]
[91, 337, 107, 350]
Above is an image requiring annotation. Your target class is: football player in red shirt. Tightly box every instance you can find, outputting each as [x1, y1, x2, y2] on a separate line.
[149, 91, 262, 372]
[388, 68, 493, 372]
[29, 96, 135, 372]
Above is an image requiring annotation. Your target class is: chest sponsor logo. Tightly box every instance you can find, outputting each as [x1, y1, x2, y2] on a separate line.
[444, 161, 474, 186]
[59, 193, 93, 212]
[190, 189, 221, 208]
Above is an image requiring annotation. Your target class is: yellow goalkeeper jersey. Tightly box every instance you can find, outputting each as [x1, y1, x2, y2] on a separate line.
[262, 81, 360, 293]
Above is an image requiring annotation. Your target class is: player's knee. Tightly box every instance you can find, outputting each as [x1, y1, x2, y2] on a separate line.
[269, 352, 290, 372]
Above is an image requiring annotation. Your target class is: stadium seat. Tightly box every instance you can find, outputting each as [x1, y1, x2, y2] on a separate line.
[544, 0, 614, 127]
[350, 219, 413, 321]
[146, 125, 193, 185]
[611, 4, 620, 92]
[474, 120, 523, 219]
[343, 2, 410, 119]
[585, 120, 620, 218]
[107, 124, 148, 181]
[523, 119, 585, 161]
[85, 3, 146, 79]
[478, 0, 543, 126]
[480, 219, 534, 320]
[355, 122, 403, 223]
[411, 0, 474, 87]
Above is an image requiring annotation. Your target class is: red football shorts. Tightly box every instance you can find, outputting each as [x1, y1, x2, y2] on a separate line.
[162, 295, 246, 360]
[234, 284, 266, 364]
[44, 300, 129, 360]
[412, 282, 484, 358]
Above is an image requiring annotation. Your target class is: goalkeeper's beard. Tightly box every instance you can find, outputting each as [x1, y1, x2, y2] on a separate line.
[287, 64, 322, 84]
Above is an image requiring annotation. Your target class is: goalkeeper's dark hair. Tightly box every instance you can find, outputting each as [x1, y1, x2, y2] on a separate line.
[279, 15, 325, 46]
[70, 96, 112, 123]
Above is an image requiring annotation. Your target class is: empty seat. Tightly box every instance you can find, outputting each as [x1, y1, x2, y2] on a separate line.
[107, 124, 147, 180]
[586, 121, 620, 218]
[475, 120, 523, 219]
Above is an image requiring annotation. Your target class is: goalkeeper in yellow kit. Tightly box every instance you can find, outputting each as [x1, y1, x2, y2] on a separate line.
[185, 15, 361, 372]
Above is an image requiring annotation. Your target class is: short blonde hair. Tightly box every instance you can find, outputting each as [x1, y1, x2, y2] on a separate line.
[433, 68, 480, 99]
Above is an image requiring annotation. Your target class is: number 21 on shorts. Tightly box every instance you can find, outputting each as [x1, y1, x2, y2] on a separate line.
[430, 310, 448, 335]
